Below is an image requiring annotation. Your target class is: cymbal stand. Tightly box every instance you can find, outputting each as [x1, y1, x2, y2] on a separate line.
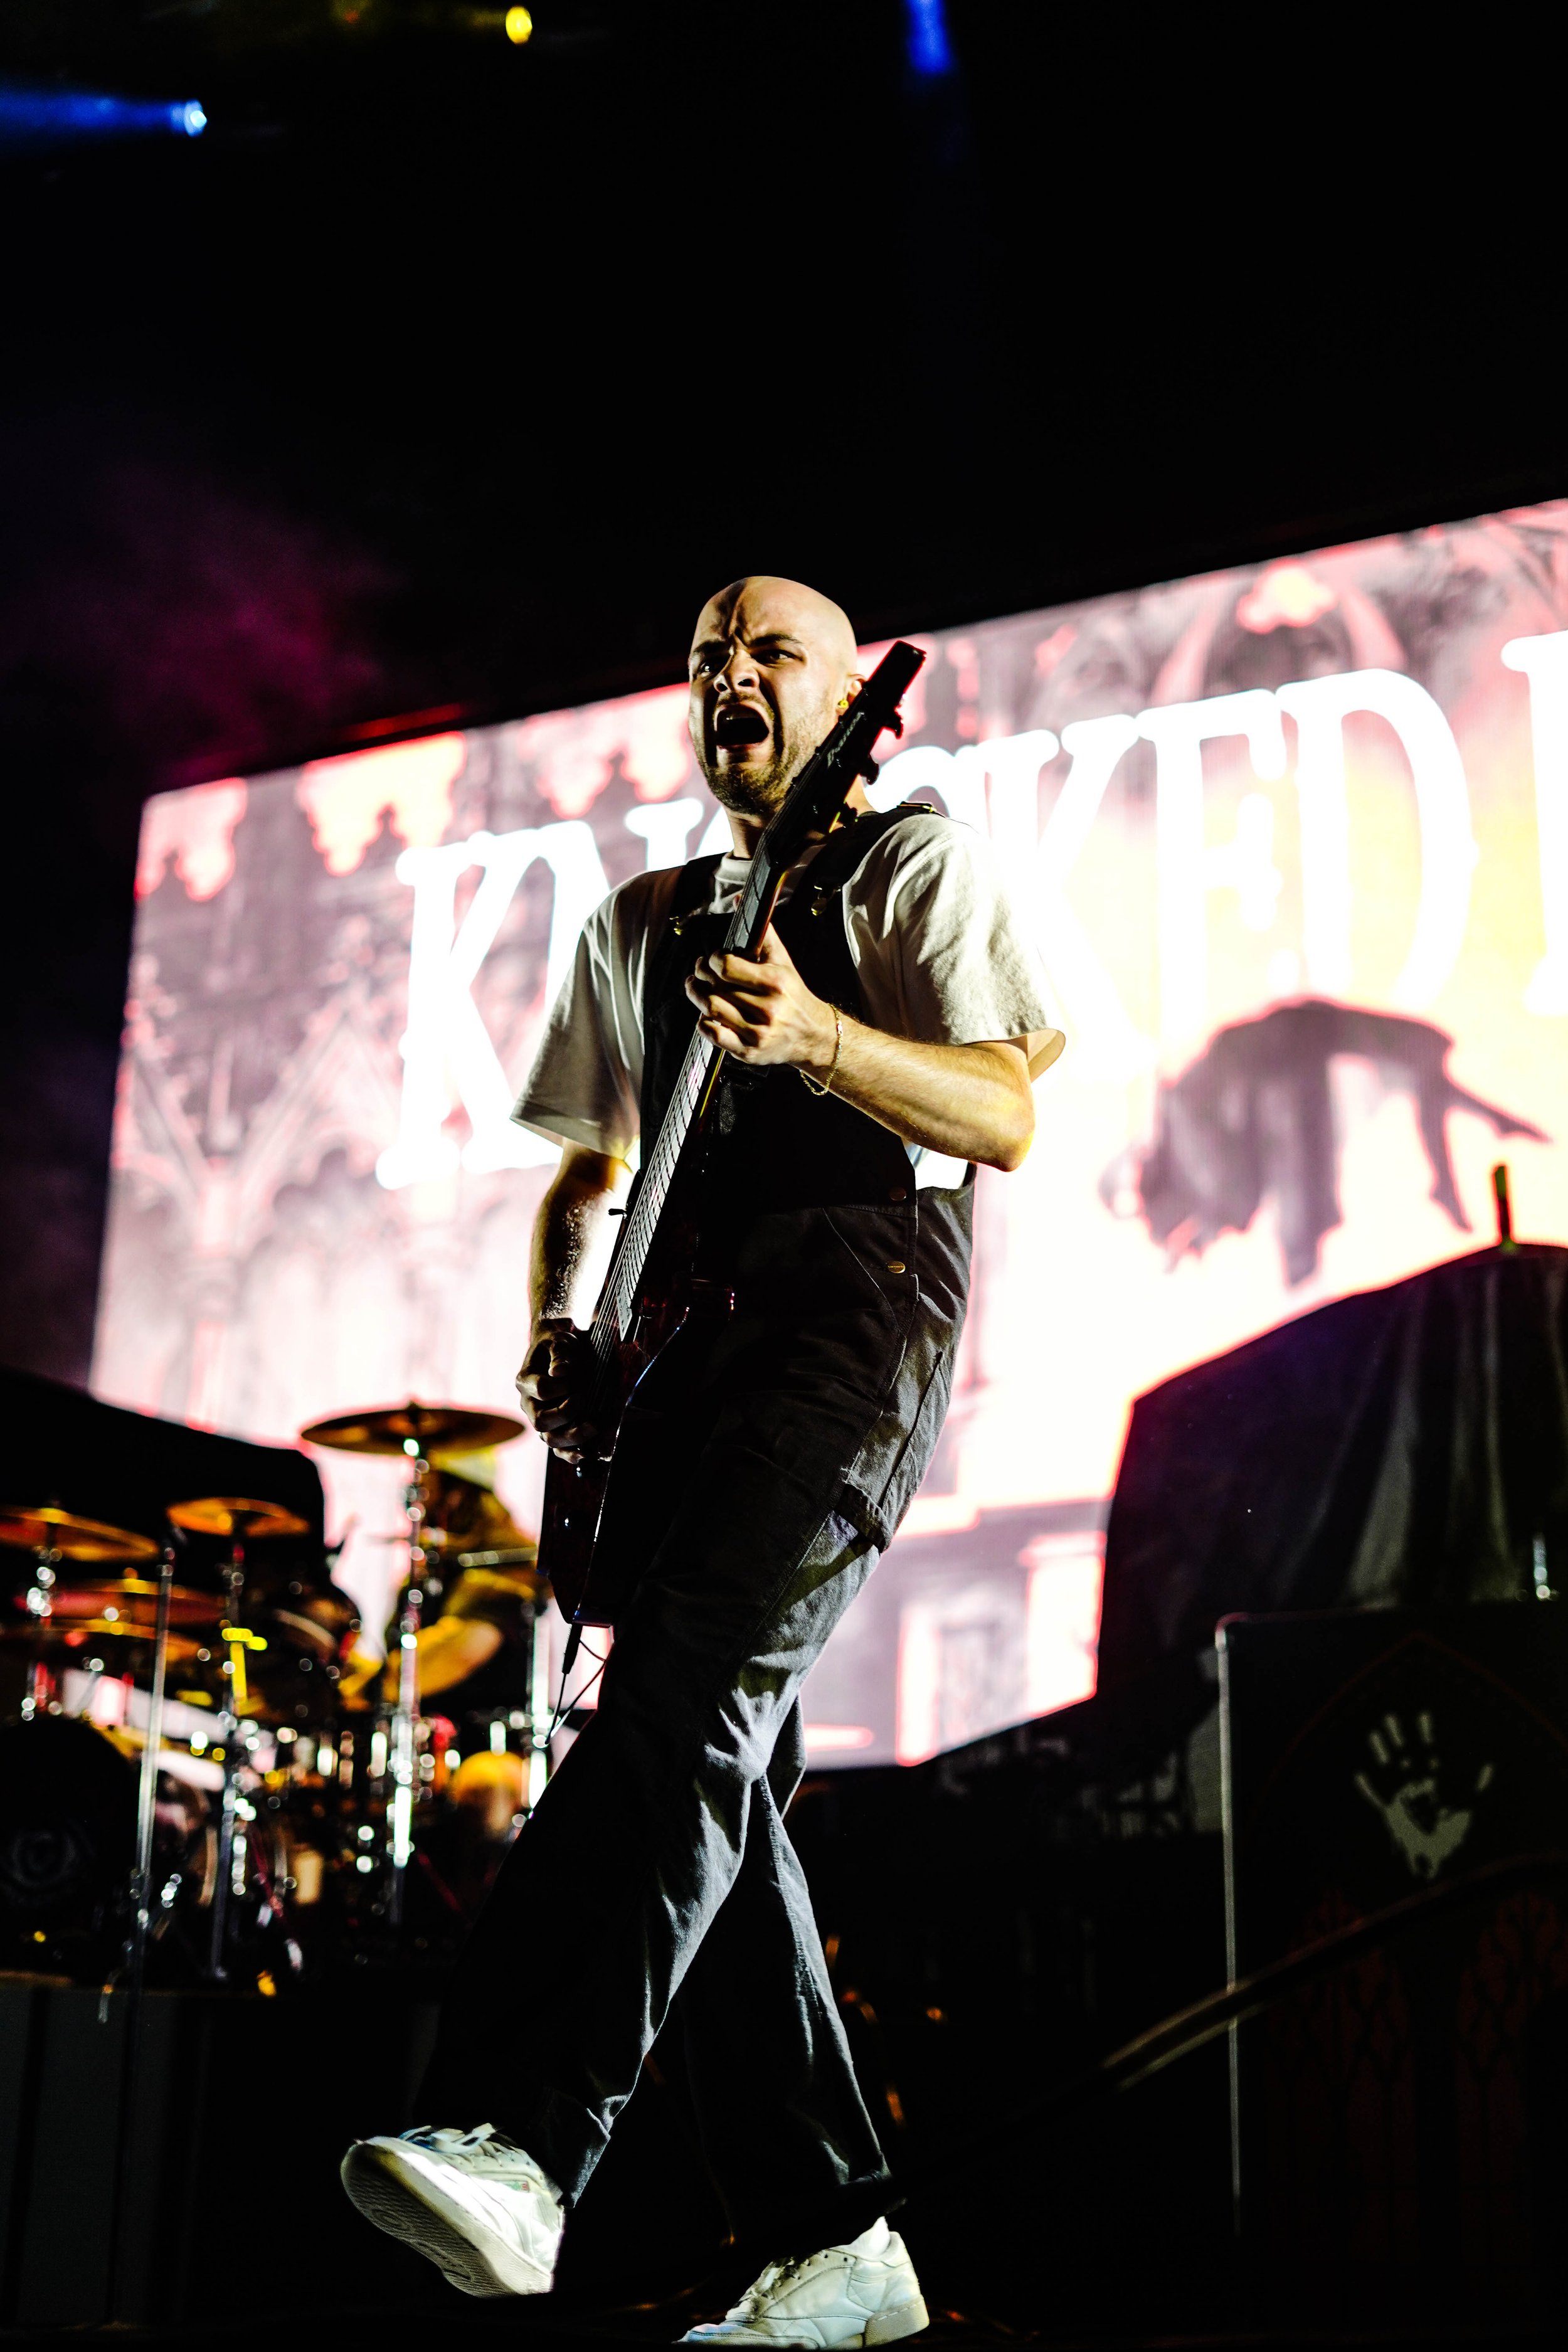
[107, 1542, 173, 2323]
[129, 1544, 176, 1995]
[527, 1597, 552, 1810]
[21, 1538, 60, 1720]
[209, 1520, 267, 1981]
[387, 1431, 428, 1929]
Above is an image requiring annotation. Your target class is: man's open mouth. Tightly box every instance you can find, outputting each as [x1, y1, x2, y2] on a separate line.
[713, 702, 770, 750]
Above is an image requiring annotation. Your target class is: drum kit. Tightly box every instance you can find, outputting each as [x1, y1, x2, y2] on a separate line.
[0, 1401, 549, 1994]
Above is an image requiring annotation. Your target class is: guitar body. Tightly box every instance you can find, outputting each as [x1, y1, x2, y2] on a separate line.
[538, 1434, 610, 1629]
[539, 1216, 702, 1627]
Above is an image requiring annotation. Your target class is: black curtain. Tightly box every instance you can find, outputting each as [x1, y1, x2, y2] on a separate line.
[0, 1367, 323, 1559]
[1094, 1244, 1568, 1773]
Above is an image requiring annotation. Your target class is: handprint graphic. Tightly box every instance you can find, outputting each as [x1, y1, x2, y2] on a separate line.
[1353, 1710, 1494, 1881]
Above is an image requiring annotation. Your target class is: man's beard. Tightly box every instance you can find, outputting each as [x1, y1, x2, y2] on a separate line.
[699, 746, 799, 822]
[696, 702, 836, 824]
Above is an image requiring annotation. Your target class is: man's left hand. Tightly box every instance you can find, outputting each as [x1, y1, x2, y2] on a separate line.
[686, 924, 837, 1076]
[687, 923, 1041, 1171]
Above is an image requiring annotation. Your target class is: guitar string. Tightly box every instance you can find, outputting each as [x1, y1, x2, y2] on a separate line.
[583, 702, 880, 1399]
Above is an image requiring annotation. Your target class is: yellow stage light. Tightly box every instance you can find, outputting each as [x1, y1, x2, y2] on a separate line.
[505, 6, 533, 40]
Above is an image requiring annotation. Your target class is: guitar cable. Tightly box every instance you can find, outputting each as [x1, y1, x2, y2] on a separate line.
[544, 1636, 607, 1748]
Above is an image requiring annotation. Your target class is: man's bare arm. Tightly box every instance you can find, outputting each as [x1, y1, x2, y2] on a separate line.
[688, 926, 1056, 1173]
[518, 1142, 630, 1457]
[527, 1143, 630, 1329]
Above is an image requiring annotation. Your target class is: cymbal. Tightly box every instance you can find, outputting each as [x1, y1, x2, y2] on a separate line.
[167, 1496, 311, 1540]
[46, 1576, 220, 1630]
[66, 1624, 207, 1666]
[0, 1505, 158, 1564]
[299, 1401, 524, 1458]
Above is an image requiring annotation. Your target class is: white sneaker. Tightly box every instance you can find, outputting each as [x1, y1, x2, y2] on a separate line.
[681, 2218, 928, 2348]
[341, 2122, 564, 2297]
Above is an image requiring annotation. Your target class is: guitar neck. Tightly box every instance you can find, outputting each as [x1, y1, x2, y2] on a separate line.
[585, 857, 783, 1379]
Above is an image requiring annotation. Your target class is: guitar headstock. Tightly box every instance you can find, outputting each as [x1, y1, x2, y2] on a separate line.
[755, 640, 927, 879]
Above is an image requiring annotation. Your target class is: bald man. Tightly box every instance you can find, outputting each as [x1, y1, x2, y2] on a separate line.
[342, 578, 1062, 2340]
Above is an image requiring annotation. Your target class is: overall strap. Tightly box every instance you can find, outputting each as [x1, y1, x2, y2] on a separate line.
[794, 802, 940, 918]
[638, 854, 726, 1150]
[666, 851, 724, 931]
[637, 805, 943, 1179]
[772, 803, 941, 1012]
[641, 853, 724, 1025]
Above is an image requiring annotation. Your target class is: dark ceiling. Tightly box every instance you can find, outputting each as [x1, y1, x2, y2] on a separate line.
[1, 0, 1561, 1382]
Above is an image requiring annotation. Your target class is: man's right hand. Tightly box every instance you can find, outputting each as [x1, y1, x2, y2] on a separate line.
[517, 1317, 599, 1461]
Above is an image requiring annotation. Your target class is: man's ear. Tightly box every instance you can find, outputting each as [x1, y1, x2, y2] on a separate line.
[837, 674, 866, 712]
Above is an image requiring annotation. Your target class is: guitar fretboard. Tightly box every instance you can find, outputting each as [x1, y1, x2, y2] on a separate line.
[585, 852, 771, 1384]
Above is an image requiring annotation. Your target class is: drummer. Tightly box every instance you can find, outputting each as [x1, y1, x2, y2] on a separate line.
[340, 1450, 543, 1725]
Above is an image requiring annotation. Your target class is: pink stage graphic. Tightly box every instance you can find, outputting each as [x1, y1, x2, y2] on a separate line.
[94, 506, 1568, 1762]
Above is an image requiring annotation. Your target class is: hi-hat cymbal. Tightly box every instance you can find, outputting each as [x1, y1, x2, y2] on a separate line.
[46, 1576, 220, 1630]
[167, 1496, 311, 1541]
[0, 1505, 158, 1564]
[299, 1402, 524, 1457]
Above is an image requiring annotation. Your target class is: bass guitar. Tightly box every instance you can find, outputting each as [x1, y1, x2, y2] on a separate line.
[539, 639, 926, 1645]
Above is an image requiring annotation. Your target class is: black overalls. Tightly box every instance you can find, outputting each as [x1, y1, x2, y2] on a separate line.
[421, 810, 975, 2250]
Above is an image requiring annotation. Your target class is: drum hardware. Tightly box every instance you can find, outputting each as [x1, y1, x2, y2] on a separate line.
[165, 1497, 310, 1544]
[1, 1506, 158, 1725]
[127, 1545, 176, 2001]
[3, 1441, 549, 1981]
[52, 1624, 207, 1676]
[265, 1603, 349, 1661]
[0, 1503, 159, 1564]
[389, 1422, 433, 1928]
[23, 1538, 58, 1722]
[299, 1403, 525, 1934]
[527, 1599, 553, 1808]
[440, 1608, 554, 1808]
[221, 1619, 268, 1714]
[45, 1575, 224, 1630]
[77, 1652, 110, 1720]
[166, 1499, 307, 1981]
[298, 1402, 526, 1459]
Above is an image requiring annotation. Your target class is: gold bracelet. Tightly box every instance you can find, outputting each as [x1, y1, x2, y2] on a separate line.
[800, 1009, 843, 1098]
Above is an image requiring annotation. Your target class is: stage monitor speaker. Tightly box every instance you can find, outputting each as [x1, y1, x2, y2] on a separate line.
[1219, 1604, 1568, 2323]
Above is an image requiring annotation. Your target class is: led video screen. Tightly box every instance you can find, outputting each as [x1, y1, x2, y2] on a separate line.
[93, 502, 1568, 1762]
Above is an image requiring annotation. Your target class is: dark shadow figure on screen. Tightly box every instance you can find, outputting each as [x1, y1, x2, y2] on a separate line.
[1100, 999, 1548, 1286]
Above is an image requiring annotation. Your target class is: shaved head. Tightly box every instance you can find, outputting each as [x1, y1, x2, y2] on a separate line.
[693, 576, 860, 683]
[687, 575, 864, 836]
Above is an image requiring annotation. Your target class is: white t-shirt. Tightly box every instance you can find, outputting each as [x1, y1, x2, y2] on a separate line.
[512, 812, 1062, 1180]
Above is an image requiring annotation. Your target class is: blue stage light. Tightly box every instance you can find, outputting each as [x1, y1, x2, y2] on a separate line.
[0, 85, 208, 156]
[904, 0, 955, 78]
